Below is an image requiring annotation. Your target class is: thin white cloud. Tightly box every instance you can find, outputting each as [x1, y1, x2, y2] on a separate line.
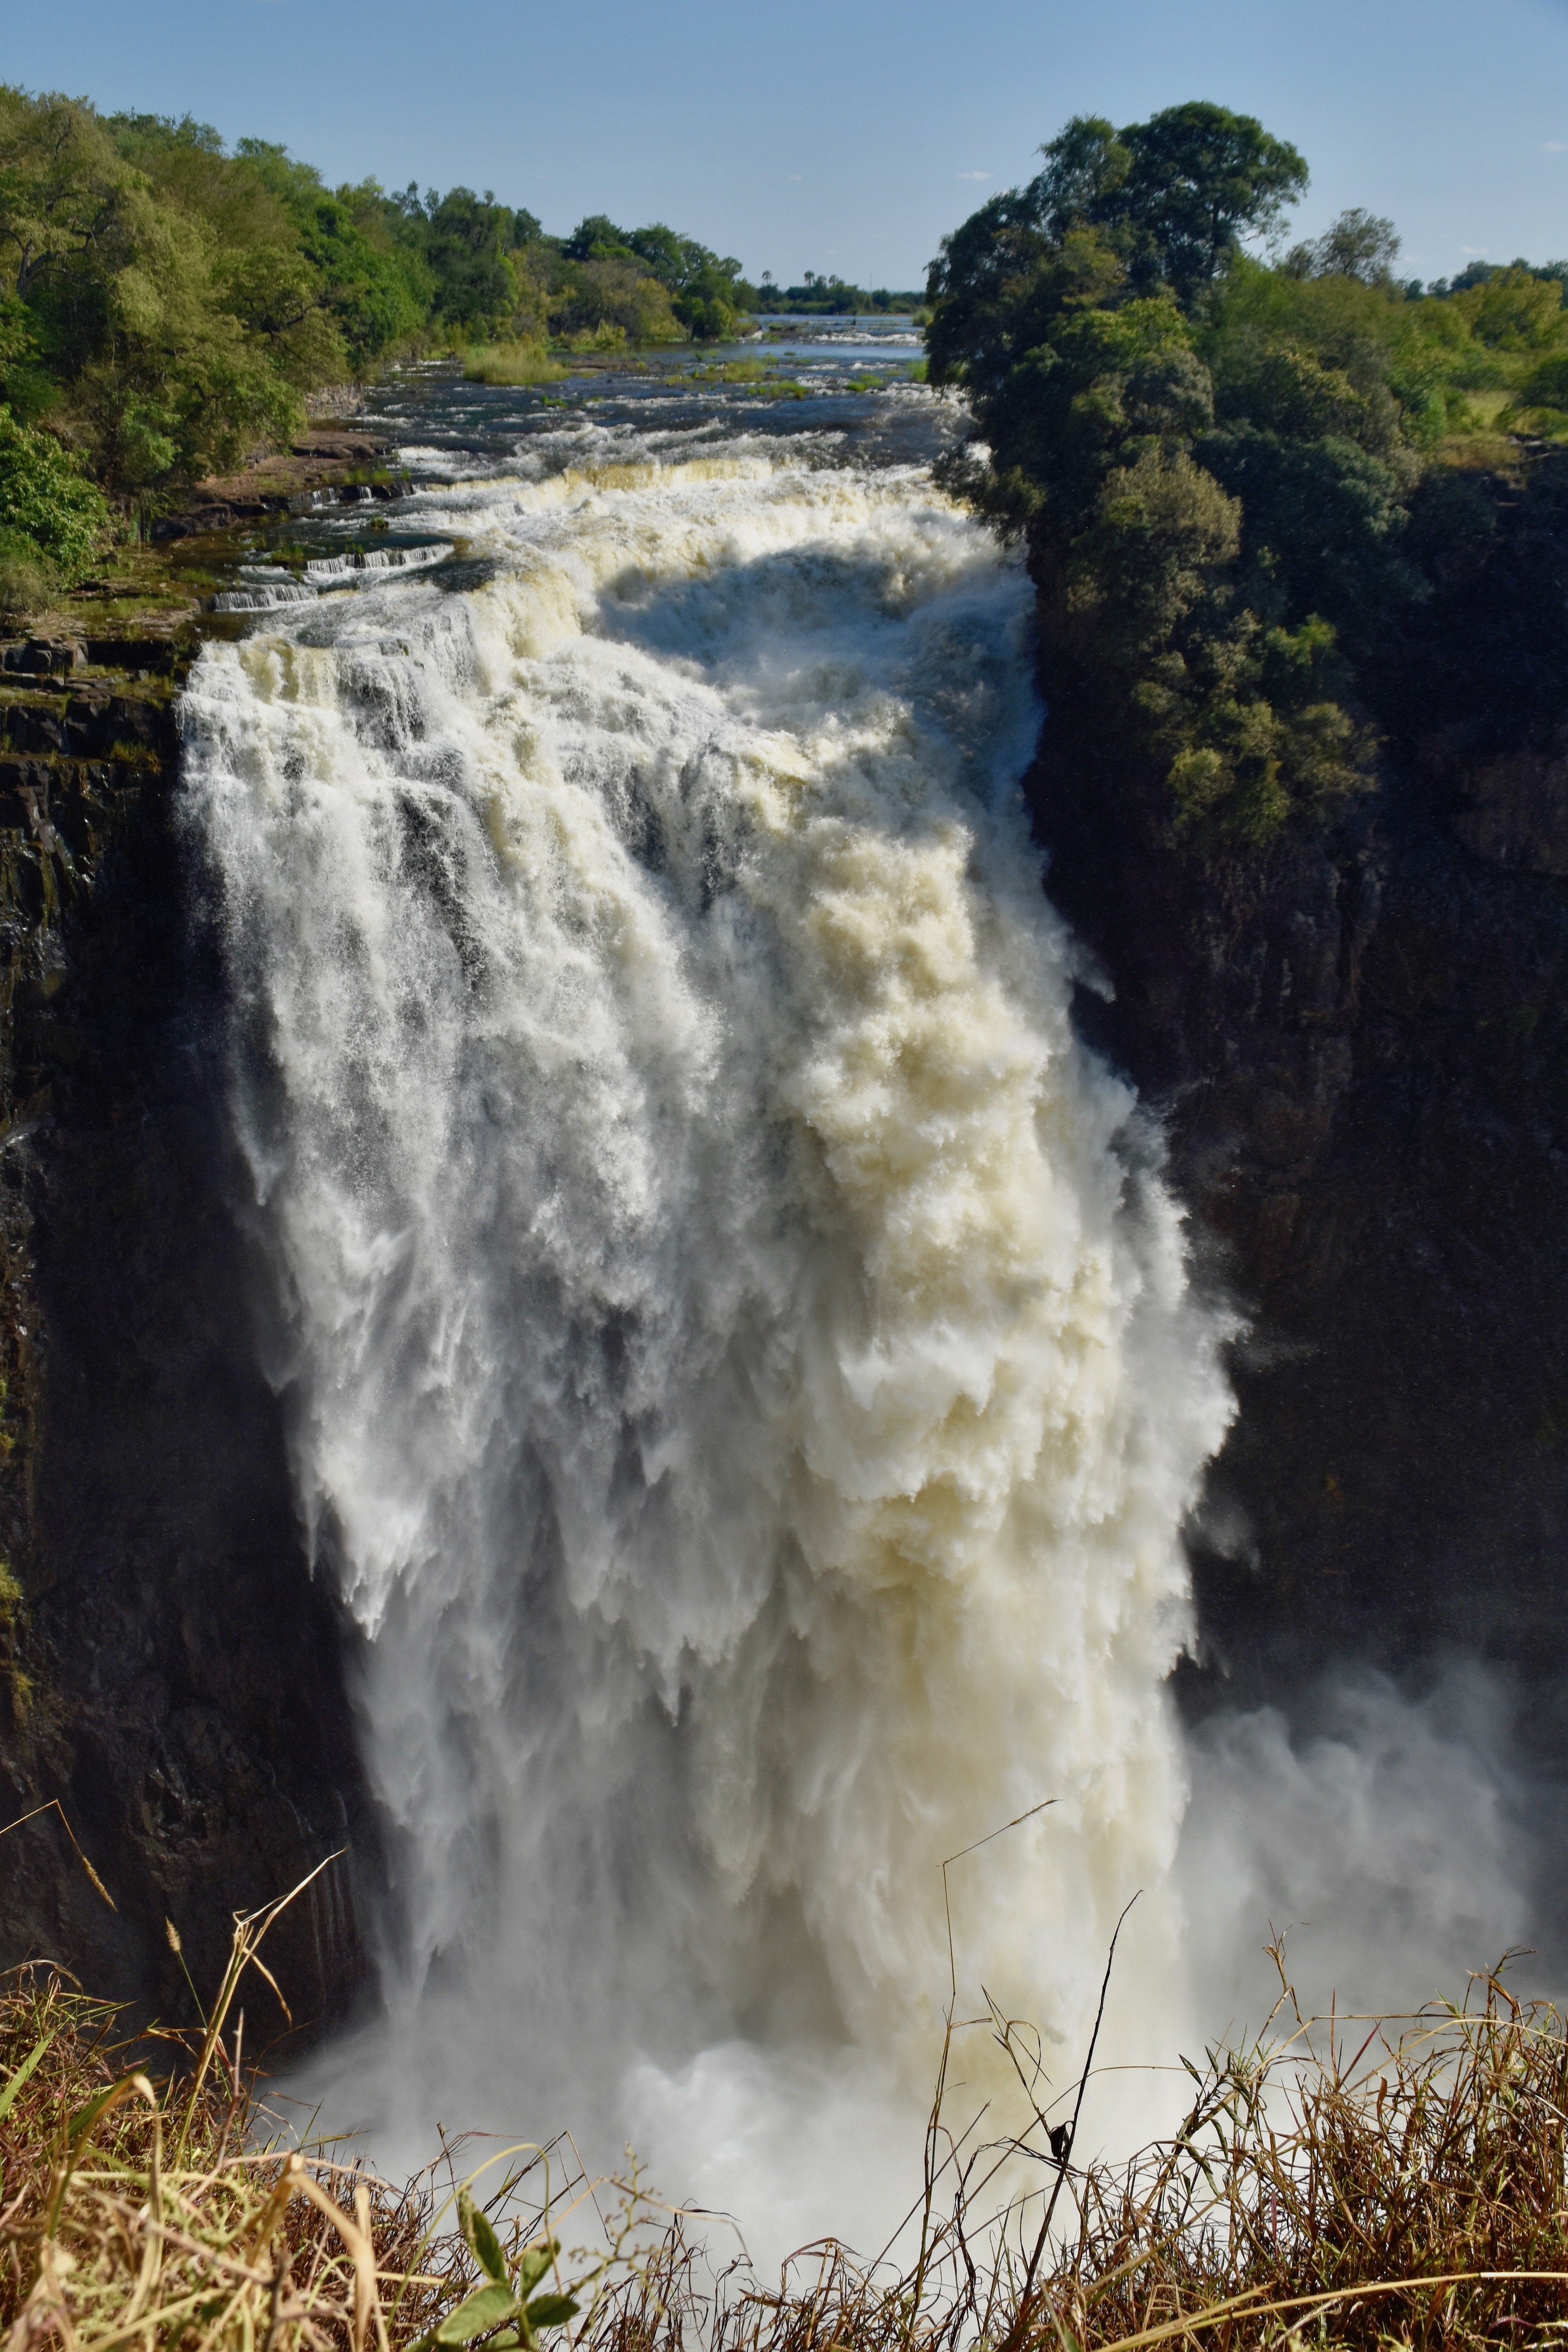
[957, 170, 992, 181]
[1546, 141, 1566, 152]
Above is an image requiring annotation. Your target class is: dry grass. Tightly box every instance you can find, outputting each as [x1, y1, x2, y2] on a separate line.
[1001, 1956, 1568, 2350]
[577, 1955, 1568, 2352]
[1, 1829, 1564, 2352]
[0, 1858, 659, 2352]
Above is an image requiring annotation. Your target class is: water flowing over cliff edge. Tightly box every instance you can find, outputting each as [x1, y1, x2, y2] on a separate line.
[2, 360, 1557, 2260]
[176, 404, 1234, 2235]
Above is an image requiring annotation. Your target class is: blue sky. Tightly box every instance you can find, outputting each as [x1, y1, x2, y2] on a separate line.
[6, 0, 1567, 289]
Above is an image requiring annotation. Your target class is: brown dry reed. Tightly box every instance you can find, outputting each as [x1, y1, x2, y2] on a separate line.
[0, 1850, 656, 2352]
[1, 1819, 1566, 2352]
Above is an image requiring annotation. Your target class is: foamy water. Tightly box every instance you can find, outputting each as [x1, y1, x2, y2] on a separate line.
[179, 435, 1241, 2253]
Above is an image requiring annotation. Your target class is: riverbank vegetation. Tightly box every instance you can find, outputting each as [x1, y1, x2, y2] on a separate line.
[927, 101, 1568, 847]
[4, 1868, 1566, 2352]
[756, 272, 927, 315]
[0, 85, 758, 605]
[461, 340, 569, 387]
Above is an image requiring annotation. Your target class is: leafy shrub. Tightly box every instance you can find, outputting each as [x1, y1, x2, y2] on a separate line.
[0, 528, 56, 619]
[0, 410, 105, 577]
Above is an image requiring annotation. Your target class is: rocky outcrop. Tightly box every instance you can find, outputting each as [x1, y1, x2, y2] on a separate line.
[156, 432, 407, 541]
[1028, 449, 1568, 1746]
[0, 635, 373, 2046]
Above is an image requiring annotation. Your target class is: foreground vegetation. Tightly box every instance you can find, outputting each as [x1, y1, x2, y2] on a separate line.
[928, 101, 1568, 846]
[4, 1832, 1566, 2352]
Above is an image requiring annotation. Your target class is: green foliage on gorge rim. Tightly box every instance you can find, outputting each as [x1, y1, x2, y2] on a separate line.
[927, 100, 1568, 847]
[0, 85, 759, 589]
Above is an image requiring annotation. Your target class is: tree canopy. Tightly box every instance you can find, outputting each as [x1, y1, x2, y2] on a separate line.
[0, 86, 764, 592]
[927, 102, 1568, 847]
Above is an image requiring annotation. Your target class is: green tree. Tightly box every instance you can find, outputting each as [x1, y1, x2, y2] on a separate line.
[563, 213, 627, 263]
[1116, 103, 1308, 299]
[928, 105, 1396, 848]
[412, 186, 521, 335]
[1027, 102, 1309, 303]
[1285, 206, 1402, 288]
[294, 191, 430, 368]
[0, 402, 105, 570]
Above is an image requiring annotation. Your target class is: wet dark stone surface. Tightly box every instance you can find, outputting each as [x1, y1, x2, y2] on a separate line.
[0, 664, 373, 2044]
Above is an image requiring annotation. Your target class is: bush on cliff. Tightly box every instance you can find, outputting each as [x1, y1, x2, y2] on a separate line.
[0, 406, 105, 590]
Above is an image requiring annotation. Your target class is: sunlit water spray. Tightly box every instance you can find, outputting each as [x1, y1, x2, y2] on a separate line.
[180, 432, 1242, 2252]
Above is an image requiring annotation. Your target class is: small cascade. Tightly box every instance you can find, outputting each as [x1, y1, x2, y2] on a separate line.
[212, 543, 453, 613]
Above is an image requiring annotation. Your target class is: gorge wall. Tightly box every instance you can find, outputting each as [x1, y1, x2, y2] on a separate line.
[1029, 445, 1568, 1747]
[0, 633, 371, 2037]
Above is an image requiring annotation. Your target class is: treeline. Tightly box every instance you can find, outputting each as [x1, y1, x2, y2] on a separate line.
[927, 101, 1568, 845]
[0, 85, 760, 603]
[757, 273, 925, 315]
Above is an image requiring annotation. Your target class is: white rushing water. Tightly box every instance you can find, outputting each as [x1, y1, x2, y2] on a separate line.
[180, 437, 1236, 2251]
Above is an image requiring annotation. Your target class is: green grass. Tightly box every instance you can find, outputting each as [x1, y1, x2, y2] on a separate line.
[462, 341, 569, 387]
[684, 356, 811, 395]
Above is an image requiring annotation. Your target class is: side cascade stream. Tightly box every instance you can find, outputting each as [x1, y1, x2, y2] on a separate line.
[178, 427, 1235, 2245]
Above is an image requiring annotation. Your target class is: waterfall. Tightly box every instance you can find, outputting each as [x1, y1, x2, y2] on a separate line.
[179, 437, 1233, 2241]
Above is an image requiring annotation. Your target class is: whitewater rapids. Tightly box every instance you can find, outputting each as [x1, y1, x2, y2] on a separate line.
[179, 440, 1235, 2251]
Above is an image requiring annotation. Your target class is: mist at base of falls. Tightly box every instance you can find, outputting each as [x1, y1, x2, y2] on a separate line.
[176, 392, 1552, 2266]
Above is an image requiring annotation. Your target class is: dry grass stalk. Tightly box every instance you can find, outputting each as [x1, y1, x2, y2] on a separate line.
[1, 1828, 1565, 2352]
[0, 1962, 433, 2352]
[675, 1952, 1568, 2352]
[0, 1861, 666, 2352]
[529, 1953, 1568, 2352]
[1023, 1952, 1568, 2349]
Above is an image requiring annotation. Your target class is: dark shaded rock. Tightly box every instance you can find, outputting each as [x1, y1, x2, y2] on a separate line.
[0, 642, 85, 677]
[0, 659, 373, 2044]
[1449, 739, 1568, 874]
[1028, 452, 1568, 1748]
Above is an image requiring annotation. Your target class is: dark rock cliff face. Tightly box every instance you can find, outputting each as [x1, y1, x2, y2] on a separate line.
[0, 639, 372, 2042]
[1027, 453, 1568, 1748]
